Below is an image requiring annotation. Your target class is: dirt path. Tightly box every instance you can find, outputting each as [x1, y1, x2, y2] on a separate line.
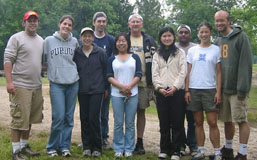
[0, 85, 257, 159]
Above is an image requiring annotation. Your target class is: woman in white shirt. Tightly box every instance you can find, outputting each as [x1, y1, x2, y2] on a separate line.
[185, 22, 222, 160]
[106, 33, 142, 158]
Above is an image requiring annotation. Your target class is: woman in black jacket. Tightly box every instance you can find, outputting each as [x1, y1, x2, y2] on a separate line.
[73, 27, 107, 158]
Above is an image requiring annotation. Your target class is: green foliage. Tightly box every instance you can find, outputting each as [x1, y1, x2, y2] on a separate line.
[135, 0, 168, 42]
[0, 0, 135, 70]
[230, 0, 257, 55]
[166, 0, 239, 43]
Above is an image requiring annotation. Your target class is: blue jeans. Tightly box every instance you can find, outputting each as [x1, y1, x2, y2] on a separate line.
[46, 81, 78, 151]
[101, 87, 111, 139]
[112, 95, 138, 153]
[184, 110, 197, 150]
[181, 108, 197, 151]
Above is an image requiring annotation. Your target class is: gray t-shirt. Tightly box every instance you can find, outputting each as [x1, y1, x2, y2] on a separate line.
[4, 31, 43, 89]
[176, 42, 196, 55]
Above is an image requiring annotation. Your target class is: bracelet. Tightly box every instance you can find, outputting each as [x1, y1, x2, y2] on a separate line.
[185, 90, 190, 93]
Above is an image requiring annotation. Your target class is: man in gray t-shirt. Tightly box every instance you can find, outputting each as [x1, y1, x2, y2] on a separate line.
[4, 11, 43, 160]
[175, 24, 198, 156]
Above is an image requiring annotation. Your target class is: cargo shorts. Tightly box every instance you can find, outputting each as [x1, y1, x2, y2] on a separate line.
[9, 87, 43, 130]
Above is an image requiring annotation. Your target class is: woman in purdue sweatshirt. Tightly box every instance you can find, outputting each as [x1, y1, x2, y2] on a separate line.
[43, 15, 79, 157]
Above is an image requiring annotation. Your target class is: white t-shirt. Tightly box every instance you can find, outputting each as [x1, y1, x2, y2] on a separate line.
[187, 44, 221, 89]
[111, 55, 138, 97]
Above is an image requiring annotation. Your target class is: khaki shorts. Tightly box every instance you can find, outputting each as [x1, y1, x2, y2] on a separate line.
[187, 89, 218, 112]
[219, 93, 248, 123]
[9, 87, 43, 130]
[138, 87, 154, 109]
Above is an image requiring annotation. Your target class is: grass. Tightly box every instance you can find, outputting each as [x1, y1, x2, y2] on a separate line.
[248, 87, 257, 121]
[0, 77, 5, 86]
[253, 64, 257, 71]
[0, 77, 49, 86]
[0, 125, 194, 160]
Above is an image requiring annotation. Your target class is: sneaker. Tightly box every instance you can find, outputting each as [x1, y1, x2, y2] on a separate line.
[12, 149, 28, 160]
[92, 151, 101, 157]
[21, 144, 40, 156]
[62, 150, 71, 157]
[171, 154, 180, 160]
[48, 150, 58, 157]
[214, 154, 222, 160]
[83, 149, 91, 157]
[103, 138, 112, 150]
[180, 146, 186, 156]
[158, 153, 168, 159]
[192, 150, 205, 160]
[134, 143, 145, 154]
[235, 153, 247, 160]
[125, 152, 133, 157]
[114, 152, 123, 158]
[77, 143, 83, 147]
[190, 149, 198, 157]
[221, 146, 234, 160]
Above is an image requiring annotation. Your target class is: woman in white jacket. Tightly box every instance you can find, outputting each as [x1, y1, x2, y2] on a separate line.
[152, 27, 187, 160]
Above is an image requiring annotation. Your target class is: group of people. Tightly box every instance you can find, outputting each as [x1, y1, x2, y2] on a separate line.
[3, 9, 252, 160]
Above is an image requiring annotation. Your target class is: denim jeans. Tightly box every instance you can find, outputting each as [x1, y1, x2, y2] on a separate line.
[112, 95, 138, 153]
[101, 87, 111, 139]
[182, 110, 197, 150]
[46, 81, 79, 151]
[79, 93, 103, 152]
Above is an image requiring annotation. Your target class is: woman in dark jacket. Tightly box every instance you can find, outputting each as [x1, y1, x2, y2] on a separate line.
[73, 27, 107, 158]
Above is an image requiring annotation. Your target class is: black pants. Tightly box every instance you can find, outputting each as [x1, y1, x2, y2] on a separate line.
[78, 93, 103, 152]
[156, 90, 185, 155]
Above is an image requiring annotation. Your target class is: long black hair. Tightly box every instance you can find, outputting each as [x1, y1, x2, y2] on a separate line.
[113, 33, 131, 55]
[159, 27, 177, 58]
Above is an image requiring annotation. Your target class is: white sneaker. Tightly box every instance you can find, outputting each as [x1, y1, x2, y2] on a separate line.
[48, 150, 58, 157]
[191, 150, 198, 157]
[158, 153, 167, 159]
[171, 154, 180, 160]
[192, 150, 205, 160]
[62, 150, 71, 157]
[82, 149, 91, 157]
[180, 147, 186, 156]
[114, 152, 123, 158]
[92, 151, 101, 157]
[214, 154, 222, 160]
[124, 152, 133, 157]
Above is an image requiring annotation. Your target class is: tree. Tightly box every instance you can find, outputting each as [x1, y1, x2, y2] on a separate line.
[231, 0, 257, 55]
[135, 0, 168, 43]
[166, 0, 239, 43]
[0, 0, 135, 69]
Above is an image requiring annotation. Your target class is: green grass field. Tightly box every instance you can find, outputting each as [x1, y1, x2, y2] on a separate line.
[253, 64, 257, 71]
[0, 125, 194, 160]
